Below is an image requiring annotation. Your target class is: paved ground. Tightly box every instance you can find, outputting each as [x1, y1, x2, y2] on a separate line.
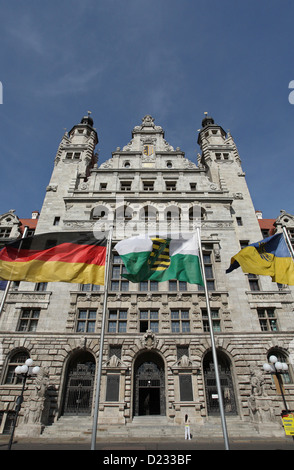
[1, 435, 294, 451]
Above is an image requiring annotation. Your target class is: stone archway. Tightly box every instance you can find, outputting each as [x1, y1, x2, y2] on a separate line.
[62, 351, 95, 416]
[133, 351, 165, 417]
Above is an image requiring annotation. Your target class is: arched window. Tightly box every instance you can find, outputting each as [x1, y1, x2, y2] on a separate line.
[164, 206, 181, 221]
[267, 349, 292, 384]
[4, 349, 30, 384]
[140, 206, 158, 222]
[115, 205, 133, 222]
[91, 206, 109, 220]
[189, 206, 206, 221]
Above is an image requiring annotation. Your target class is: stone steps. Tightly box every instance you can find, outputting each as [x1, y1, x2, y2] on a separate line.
[39, 414, 283, 440]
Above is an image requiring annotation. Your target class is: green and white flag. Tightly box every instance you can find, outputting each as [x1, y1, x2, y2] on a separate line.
[114, 234, 203, 285]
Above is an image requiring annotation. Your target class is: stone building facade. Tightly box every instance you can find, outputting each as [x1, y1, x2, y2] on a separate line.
[0, 113, 294, 437]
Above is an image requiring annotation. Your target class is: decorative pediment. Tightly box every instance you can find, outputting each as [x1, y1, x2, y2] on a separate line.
[275, 210, 294, 228]
[171, 354, 199, 372]
[0, 210, 20, 227]
[103, 355, 128, 371]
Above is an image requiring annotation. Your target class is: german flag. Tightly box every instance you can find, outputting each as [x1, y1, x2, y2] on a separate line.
[0, 232, 107, 285]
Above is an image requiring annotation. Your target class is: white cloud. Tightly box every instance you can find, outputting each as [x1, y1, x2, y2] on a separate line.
[6, 14, 45, 55]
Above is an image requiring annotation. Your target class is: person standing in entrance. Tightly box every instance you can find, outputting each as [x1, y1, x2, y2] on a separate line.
[184, 414, 191, 440]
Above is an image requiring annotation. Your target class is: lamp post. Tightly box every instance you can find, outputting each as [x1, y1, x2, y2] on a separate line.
[8, 358, 40, 450]
[263, 355, 289, 411]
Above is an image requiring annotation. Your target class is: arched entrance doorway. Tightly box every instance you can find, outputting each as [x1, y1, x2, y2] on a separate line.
[133, 351, 165, 416]
[203, 350, 237, 416]
[62, 351, 95, 416]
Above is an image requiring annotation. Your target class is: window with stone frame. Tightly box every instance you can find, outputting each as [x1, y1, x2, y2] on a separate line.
[177, 345, 189, 360]
[201, 308, 221, 332]
[198, 245, 215, 291]
[139, 280, 158, 291]
[108, 309, 128, 333]
[247, 273, 260, 291]
[110, 253, 129, 292]
[76, 309, 97, 333]
[80, 283, 101, 291]
[142, 181, 154, 191]
[35, 282, 48, 292]
[169, 280, 187, 292]
[0, 227, 12, 239]
[4, 350, 30, 384]
[17, 308, 40, 332]
[257, 307, 278, 331]
[109, 345, 122, 359]
[171, 309, 190, 333]
[165, 181, 177, 191]
[120, 181, 132, 191]
[139, 309, 159, 333]
[267, 349, 292, 384]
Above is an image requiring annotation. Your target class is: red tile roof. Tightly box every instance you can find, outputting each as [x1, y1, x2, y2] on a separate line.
[258, 218, 276, 235]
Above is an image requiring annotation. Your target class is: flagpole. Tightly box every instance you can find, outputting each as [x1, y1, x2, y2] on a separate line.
[0, 226, 29, 316]
[282, 226, 294, 259]
[196, 228, 230, 450]
[91, 226, 113, 450]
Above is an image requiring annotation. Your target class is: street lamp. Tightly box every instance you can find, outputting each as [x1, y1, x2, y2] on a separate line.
[8, 358, 40, 450]
[263, 355, 289, 411]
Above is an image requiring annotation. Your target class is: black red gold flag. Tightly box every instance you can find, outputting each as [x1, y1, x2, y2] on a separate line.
[0, 231, 107, 285]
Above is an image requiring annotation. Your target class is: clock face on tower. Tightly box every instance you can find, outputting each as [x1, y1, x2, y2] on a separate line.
[143, 145, 154, 156]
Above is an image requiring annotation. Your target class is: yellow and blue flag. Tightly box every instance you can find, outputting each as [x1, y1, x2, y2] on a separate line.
[226, 233, 294, 285]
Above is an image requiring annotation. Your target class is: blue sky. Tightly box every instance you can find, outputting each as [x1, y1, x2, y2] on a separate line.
[0, 0, 293, 220]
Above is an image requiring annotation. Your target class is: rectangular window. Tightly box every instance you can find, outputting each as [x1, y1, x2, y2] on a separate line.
[190, 183, 196, 190]
[0, 228, 12, 239]
[236, 217, 243, 226]
[53, 217, 60, 226]
[143, 181, 154, 191]
[76, 309, 97, 333]
[100, 183, 107, 190]
[258, 308, 278, 331]
[139, 280, 158, 291]
[120, 181, 132, 191]
[17, 308, 40, 332]
[199, 247, 215, 291]
[165, 181, 177, 191]
[179, 375, 193, 401]
[177, 345, 189, 360]
[106, 375, 120, 401]
[248, 273, 260, 291]
[109, 345, 122, 359]
[169, 280, 187, 292]
[171, 309, 190, 333]
[35, 282, 47, 292]
[201, 308, 221, 332]
[108, 309, 127, 333]
[110, 253, 129, 292]
[139, 309, 159, 332]
[81, 284, 100, 291]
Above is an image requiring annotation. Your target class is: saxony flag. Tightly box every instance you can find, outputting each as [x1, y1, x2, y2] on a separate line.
[0, 231, 107, 285]
[114, 234, 203, 285]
